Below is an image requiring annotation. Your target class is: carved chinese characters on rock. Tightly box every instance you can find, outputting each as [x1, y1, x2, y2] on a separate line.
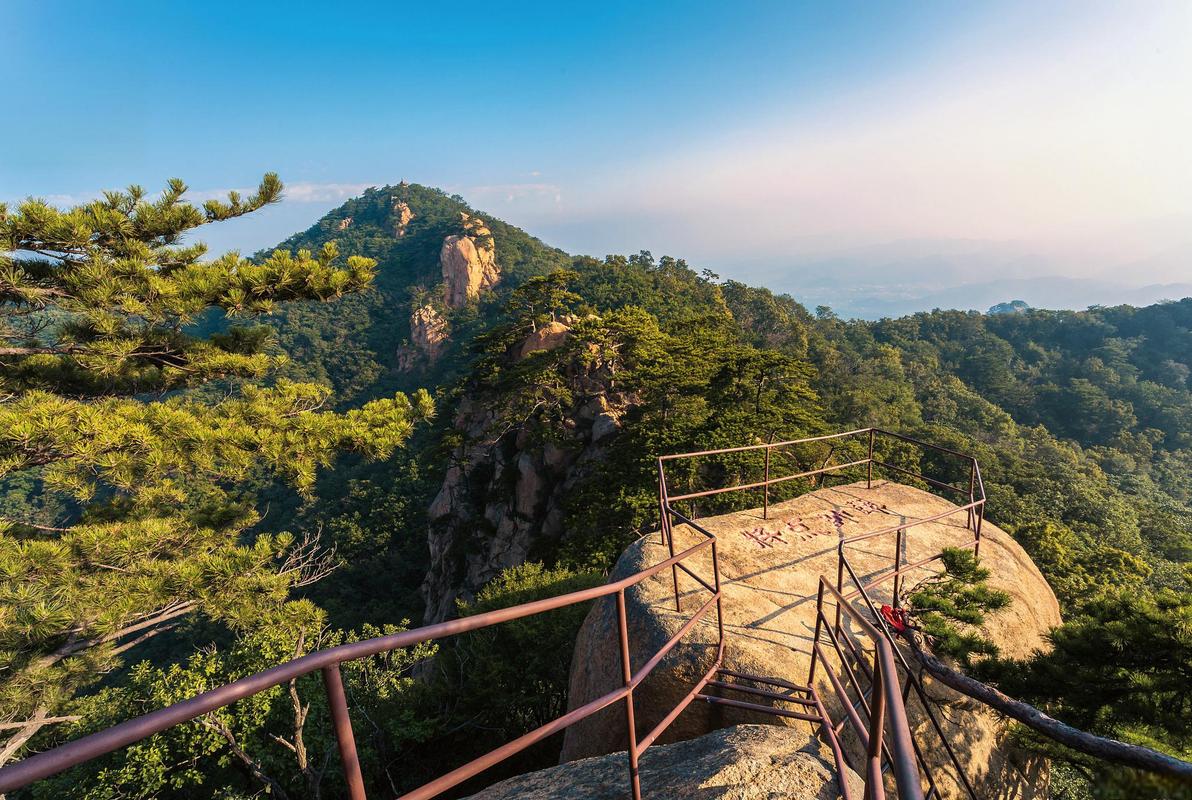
[737, 497, 890, 548]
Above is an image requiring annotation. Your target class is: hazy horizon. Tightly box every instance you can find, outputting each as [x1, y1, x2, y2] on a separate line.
[4, 1, 1189, 317]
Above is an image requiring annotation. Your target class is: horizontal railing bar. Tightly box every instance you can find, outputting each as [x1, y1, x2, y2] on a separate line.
[665, 507, 717, 540]
[630, 593, 718, 689]
[841, 500, 983, 545]
[715, 668, 811, 694]
[695, 694, 823, 723]
[658, 429, 872, 460]
[636, 645, 724, 751]
[675, 561, 715, 594]
[399, 682, 630, 800]
[842, 541, 976, 601]
[705, 680, 818, 706]
[0, 537, 719, 792]
[759, 458, 871, 489]
[870, 429, 978, 463]
[666, 458, 865, 502]
[871, 460, 967, 496]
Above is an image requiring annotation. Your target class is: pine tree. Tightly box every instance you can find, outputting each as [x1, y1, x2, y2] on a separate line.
[0, 175, 433, 765]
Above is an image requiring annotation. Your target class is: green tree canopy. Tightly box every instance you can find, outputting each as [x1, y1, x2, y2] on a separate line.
[0, 176, 432, 767]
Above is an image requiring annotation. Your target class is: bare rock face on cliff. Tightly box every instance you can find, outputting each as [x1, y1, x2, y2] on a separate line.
[396, 304, 449, 372]
[514, 321, 571, 361]
[392, 200, 414, 237]
[420, 338, 634, 623]
[440, 212, 499, 308]
[560, 481, 1061, 799]
[465, 724, 861, 800]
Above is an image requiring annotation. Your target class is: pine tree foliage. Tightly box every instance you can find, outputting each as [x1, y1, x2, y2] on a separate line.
[0, 174, 377, 395]
[0, 176, 432, 766]
[906, 547, 1011, 667]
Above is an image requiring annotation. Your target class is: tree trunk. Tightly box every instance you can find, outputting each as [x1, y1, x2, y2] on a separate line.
[905, 631, 1192, 782]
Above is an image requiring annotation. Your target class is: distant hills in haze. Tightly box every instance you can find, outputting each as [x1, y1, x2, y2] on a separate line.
[791, 276, 1192, 320]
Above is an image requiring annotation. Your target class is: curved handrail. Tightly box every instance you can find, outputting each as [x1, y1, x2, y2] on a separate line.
[659, 427, 988, 800]
[0, 534, 722, 798]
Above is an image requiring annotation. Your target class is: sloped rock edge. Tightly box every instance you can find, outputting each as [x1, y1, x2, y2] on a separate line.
[464, 724, 861, 799]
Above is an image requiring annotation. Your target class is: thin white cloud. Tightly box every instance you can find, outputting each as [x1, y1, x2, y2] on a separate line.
[454, 182, 563, 205]
[532, 3, 1192, 286]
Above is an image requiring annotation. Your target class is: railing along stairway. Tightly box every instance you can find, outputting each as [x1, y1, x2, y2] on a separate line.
[0, 429, 985, 800]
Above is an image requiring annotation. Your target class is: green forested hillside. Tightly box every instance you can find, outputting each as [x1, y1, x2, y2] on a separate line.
[15, 185, 1190, 799]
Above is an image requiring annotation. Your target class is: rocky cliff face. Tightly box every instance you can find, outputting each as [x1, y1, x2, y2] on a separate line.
[396, 304, 449, 372]
[420, 331, 631, 623]
[440, 212, 500, 308]
[392, 199, 414, 237]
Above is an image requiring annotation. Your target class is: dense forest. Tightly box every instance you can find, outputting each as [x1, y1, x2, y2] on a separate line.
[2, 181, 1188, 799]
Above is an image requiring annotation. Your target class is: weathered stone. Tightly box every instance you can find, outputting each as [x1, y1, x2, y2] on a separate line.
[515, 321, 571, 361]
[591, 412, 620, 442]
[515, 452, 544, 517]
[440, 213, 499, 308]
[392, 200, 414, 236]
[421, 381, 636, 623]
[464, 724, 861, 800]
[560, 481, 1061, 799]
[396, 305, 449, 372]
[543, 441, 572, 472]
[336, 217, 352, 231]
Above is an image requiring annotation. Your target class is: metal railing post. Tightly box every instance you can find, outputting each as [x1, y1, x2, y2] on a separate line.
[658, 462, 681, 612]
[967, 460, 976, 532]
[975, 501, 984, 559]
[323, 664, 367, 800]
[892, 527, 904, 608]
[763, 444, 771, 520]
[867, 429, 875, 489]
[711, 541, 724, 645]
[808, 579, 825, 684]
[616, 590, 643, 800]
[864, 655, 887, 800]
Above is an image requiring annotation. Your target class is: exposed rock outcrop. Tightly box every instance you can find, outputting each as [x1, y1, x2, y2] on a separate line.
[420, 336, 635, 623]
[392, 200, 414, 237]
[465, 724, 861, 800]
[440, 212, 499, 308]
[336, 217, 353, 231]
[396, 304, 448, 371]
[560, 481, 1061, 799]
[514, 321, 571, 361]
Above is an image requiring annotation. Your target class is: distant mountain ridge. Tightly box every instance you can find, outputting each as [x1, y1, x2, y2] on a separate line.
[793, 276, 1192, 320]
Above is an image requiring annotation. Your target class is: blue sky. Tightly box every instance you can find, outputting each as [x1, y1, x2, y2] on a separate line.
[4, 2, 1190, 314]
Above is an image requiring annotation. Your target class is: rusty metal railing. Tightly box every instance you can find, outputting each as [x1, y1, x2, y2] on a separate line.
[3, 429, 986, 799]
[658, 427, 988, 799]
[0, 522, 724, 799]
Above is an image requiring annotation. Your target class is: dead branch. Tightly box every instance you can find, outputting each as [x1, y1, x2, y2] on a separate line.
[903, 630, 1192, 782]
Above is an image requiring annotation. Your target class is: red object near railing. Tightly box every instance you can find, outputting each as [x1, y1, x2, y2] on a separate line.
[0, 428, 986, 799]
